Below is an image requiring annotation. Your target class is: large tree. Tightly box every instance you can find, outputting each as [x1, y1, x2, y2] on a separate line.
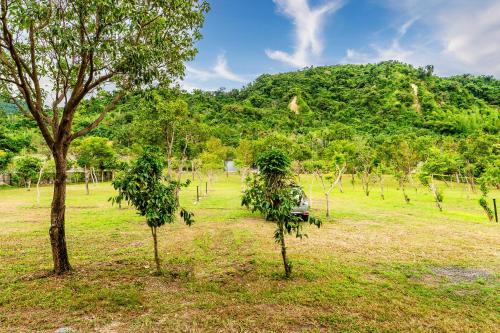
[0, 0, 209, 274]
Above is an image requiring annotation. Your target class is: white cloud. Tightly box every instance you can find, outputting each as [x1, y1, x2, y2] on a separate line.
[266, 0, 344, 68]
[343, 0, 500, 77]
[213, 54, 246, 83]
[438, 1, 500, 76]
[341, 18, 417, 65]
[182, 53, 249, 91]
[186, 54, 245, 83]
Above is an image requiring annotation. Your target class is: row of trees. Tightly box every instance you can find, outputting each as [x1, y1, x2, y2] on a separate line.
[232, 133, 499, 220]
[4, 127, 499, 222]
[0, 0, 496, 276]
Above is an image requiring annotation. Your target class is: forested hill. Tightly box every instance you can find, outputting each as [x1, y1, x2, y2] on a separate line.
[186, 61, 499, 145]
[1, 61, 499, 166]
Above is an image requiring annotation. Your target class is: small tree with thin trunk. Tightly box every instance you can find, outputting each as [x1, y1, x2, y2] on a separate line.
[200, 137, 228, 183]
[477, 162, 499, 222]
[111, 147, 194, 274]
[242, 149, 321, 278]
[75, 136, 116, 195]
[388, 140, 419, 204]
[127, 91, 190, 180]
[235, 139, 254, 188]
[418, 148, 454, 211]
[314, 155, 346, 218]
[354, 140, 375, 197]
[373, 161, 388, 200]
[0, 0, 208, 274]
[13, 155, 42, 190]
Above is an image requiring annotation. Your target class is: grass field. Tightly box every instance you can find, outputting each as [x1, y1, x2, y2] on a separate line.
[0, 174, 499, 332]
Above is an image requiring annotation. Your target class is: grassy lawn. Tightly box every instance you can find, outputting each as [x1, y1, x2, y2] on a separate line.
[0, 174, 499, 332]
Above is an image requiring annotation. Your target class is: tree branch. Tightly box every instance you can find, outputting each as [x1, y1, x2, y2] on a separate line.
[29, 22, 43, 113]
[68, 90, 126, 142]
[0, 1, 54, 147]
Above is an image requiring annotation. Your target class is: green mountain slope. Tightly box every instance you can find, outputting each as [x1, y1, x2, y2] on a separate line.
[186, 61, 499, 145]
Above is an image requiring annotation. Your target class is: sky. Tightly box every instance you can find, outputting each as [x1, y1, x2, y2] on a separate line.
[182, 0, 500, 91]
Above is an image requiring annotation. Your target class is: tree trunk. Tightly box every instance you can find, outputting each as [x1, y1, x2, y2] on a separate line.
[151, 226, 161, 274]
[362, 171, 370, 196]
[430, 179, 442, 211]
[401, 181, 410, 203]
[309, 176, 314, 209]
[27, 178, 32, 191]
[325, 193, 330, 217]
[49, 150, 71, 274]
[91, 167, 98, 184]
[36, 162, 46, 208]
[379, 175, 385, 200]
[278, 224, 291, 278]
[84, 165, 90, 195]
[469, 175, 476, 193]
[166, 127, 175, 180]
[432, 189, 442, 211]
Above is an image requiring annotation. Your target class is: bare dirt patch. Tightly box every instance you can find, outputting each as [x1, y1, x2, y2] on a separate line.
[288, 96, 299, 114]
[430, 266, 492, 283]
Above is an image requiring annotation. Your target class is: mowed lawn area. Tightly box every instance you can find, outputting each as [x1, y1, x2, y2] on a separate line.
[0, 174, 499, 332]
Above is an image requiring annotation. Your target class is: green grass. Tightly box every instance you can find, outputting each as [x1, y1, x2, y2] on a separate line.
[0, 174, 499, 332]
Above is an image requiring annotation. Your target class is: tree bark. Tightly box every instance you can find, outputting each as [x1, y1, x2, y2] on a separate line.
[84, 165, 90, 195]
[36, 162, 46, 208]
[91, 167, 98, 184]
[401, 180, 410, 203]
[378, 175, 385, 200]
[166, 126, 176, 180]
[309, 175, 314, 209]
[151, 226, 161, 274]
[362, 171, 370, 196]
[278, 224, 291, 278]
[429, 177, 442, 211]
[49, 149, 71, 274]
[325, 193, 330, 217]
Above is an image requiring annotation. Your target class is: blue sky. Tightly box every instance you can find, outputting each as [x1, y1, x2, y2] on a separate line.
[182, 0, 500, 90]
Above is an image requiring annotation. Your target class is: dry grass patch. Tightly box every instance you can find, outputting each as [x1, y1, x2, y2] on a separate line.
[0, 176, 499, 332]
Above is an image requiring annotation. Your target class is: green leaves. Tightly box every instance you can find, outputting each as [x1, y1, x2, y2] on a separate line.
[242, 149, 321, 277]
[74, 136, 117, 171]
[242, 149, 321, 239]
[180, 208, 194, 226]
[256, 149, 291, 179]
[13, 155, 42, 182]
[111, 146, 193, 228]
